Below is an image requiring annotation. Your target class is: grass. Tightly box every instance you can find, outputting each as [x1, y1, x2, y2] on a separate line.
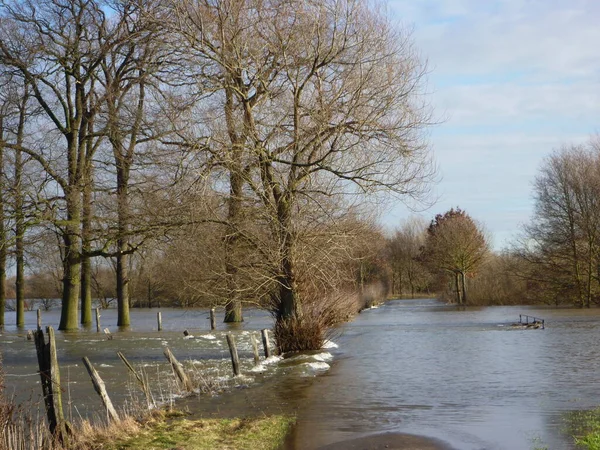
[90, 411, 295, 450]
[565, 409, 600, 449]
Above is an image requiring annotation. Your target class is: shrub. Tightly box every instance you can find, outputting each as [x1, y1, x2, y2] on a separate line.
[273, 288, 368, 353]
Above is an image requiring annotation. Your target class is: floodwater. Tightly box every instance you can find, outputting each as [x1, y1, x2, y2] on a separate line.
[0, 307, 333, 420]
[287, 299, 600, 450]
[2, 299, 600, 449]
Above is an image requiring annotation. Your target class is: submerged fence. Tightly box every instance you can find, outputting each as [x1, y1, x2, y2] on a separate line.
[6, 308, 275, 448]
[518, 314, 545, 329]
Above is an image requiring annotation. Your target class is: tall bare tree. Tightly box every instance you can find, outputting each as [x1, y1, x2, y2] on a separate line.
[96, 0, 166, 327]
[170, 0, 274, 323]
[12, 86, 30, 328]
[518, 138, 600, 307]
[0, 71, 33, 328]
[171, 0, 434, 349]
[0, 0, 115, 330]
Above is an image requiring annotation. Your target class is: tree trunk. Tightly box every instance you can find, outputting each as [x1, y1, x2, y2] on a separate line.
[223, 82, 244, 323]
[0, 242, 4, 331]
[460, 271, 467, 305]
[454, 271, 462, 305]
[224, 168, 244, 323]
[116, 251, 130, 327]
[278, 255, 299, 320]
[0, 130, 5, 331]
[224, 299, 243, 323]
[60, 236, 81, 331]
[59, 188, 81, 331]
[80, 165, 93, 326]
[586, 246, 592, 308]
[14, 92, 27, 328]
[14, 147, 25, 329]
[397, 271, 403, 297]
[116, 170, 131, 327]
[276, 200, 300, 321]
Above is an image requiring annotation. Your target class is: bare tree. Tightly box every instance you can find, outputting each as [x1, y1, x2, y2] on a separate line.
[465, 252, 527, 305]
[423, 208, 489, 305]
[0, 0, 116, 330]
[170, 0, 434, 349]
[518, 138, 600, 307]
[169, 0, 275, 323]
[12, 85, 30, 328]
[0, 70, 35, 328]
[95, 0, 170, 327]
[0, 0, 177, 329]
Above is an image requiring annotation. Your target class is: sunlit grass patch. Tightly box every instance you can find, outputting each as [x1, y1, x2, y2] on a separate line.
[565, 409, 600, 449]
[101, 414, 295, 450]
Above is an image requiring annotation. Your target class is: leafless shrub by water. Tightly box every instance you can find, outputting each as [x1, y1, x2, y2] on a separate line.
[359, 283, 389, 310]
[274, 288, 369, 353]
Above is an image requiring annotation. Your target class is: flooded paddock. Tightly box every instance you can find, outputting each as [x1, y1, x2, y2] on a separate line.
[3, 299, 600, 449]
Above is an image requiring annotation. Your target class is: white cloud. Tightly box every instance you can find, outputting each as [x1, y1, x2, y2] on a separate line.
[437, 82, 600, 128]
[393, 0, 600, 79]
[382, 0, 599, 249]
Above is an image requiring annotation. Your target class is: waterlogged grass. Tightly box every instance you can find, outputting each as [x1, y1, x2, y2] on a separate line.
[565, 409, 600, 449]
[99, 413, 295, 450]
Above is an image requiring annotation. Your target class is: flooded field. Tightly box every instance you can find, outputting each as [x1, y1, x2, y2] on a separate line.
[0, 307, 332, 420]
[288, 299, 600, 449]
[3, 300, 600, 449]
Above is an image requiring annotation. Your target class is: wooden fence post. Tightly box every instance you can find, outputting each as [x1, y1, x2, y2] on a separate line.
[82, 357, 120, 422]
[95, 308, 101, 333]
[34, 329, 53, 431]
[157, 312, 162, 331]
[37, 309, 42, 330]
[226, 334, 241, 376]
[163, 347, 194, 392]
[210, 308, 216, 331]
[261, 329, 271, 358]
[34, 327, 67, 441]
[251, 333, 260, 365]
[47, 327, 66, 431]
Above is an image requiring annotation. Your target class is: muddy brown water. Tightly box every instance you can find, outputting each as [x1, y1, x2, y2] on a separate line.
[2, 299, 600, 449]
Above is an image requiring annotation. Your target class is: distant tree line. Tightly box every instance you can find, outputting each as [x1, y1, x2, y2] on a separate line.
[386, 137, 600, 308]
[10, 133, 600, 331]
[386, 208, 496, 305]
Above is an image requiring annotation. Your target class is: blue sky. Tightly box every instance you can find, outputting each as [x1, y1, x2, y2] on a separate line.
[383, 0, 600, 249]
